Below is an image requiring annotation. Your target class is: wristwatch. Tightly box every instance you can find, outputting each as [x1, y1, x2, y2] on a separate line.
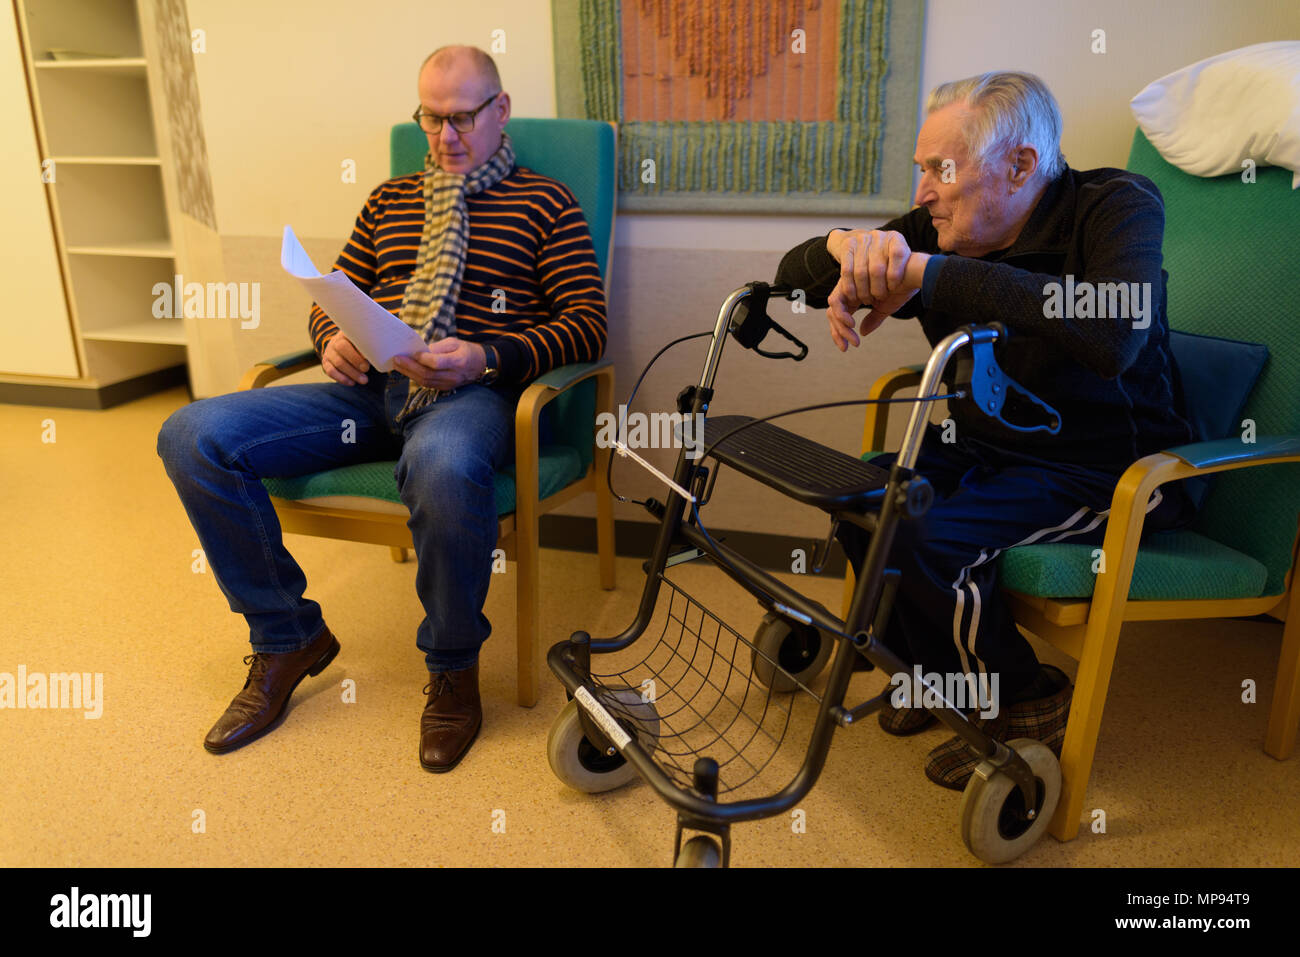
[478, 344, 500, 385]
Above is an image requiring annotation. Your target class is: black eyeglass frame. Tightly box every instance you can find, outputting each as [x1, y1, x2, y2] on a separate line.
[412, 92, 502, 134]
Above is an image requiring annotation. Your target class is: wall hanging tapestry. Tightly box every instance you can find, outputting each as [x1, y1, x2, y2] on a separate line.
[553, 0, 925, 212]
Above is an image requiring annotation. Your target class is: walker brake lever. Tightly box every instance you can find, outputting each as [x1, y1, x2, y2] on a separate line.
[967, 329, 1061, 435]
[730, 282, 809, 361]
[756, 321, 809, 361]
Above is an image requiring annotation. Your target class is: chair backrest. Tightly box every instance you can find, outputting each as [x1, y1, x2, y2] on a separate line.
[390, 118, 617, 473]
[1127, 129, 1300, 594]
[390, 118, 616, 281]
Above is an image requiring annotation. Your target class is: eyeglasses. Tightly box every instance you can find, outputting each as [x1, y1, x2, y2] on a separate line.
[412, 92, 500, 134]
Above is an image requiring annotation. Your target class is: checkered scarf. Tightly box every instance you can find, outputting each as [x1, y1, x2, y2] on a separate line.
[395, 133, 515, 421]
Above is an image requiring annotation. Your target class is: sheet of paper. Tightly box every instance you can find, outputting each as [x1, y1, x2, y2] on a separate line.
[280, 224, 427, 372]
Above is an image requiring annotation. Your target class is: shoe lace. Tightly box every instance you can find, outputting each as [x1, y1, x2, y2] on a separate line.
[423, 673, 454, 698]
[243, 653, 272, 684]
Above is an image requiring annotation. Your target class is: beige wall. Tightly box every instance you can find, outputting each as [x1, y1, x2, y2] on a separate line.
[187, 0, 1300, 536]
[921, 0, 1300, 175]
[187, 0, 555, 239]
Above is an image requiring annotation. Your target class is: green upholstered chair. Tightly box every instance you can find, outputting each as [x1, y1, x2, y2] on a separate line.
[240, 118, 618, 707]
[854, 129, 1300, 841]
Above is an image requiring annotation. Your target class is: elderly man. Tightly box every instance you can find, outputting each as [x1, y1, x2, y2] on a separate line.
[157, 46, 606, 771]
[782, 72, 1194, 789]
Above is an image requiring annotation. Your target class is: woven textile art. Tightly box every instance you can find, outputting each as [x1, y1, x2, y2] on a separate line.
[553, 0, 924, 212]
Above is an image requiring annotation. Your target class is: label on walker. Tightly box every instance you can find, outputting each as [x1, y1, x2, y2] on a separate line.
[574, 687, 632, 751]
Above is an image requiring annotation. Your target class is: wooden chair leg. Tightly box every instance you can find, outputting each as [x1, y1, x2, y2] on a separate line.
[595, 456, 616, 591]
[1265, 584, 1300, 759]
[515, 495, 541, 709]
[1048, 616, 1124, 841]
[389, 546, 408, 563]
[515, 536, 539, 708]
[514, 383, 546, 708]
[1048, 483, 1150, 841]
[594, 367, 616, 591]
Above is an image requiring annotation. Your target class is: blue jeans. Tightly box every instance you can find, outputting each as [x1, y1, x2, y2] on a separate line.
[156, 370, 516, 672]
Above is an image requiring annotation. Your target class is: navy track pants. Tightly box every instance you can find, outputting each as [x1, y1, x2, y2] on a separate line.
[836, 425, 1190, 701]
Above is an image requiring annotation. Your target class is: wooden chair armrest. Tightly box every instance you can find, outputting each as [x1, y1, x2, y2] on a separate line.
[1091, 435, 1300, 608]
[515, 360, 613, 445]
[239, 349, 321, 390]
[514, 360, 616, 493]
[862, 364, 925, 455]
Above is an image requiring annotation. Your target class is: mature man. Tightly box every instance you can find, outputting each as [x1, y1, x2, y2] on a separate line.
[157, 46, 607, 771]
[781, 72, 1194, 788]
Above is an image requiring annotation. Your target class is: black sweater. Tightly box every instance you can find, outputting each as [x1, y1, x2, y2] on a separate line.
[786, 166, 1196, 472]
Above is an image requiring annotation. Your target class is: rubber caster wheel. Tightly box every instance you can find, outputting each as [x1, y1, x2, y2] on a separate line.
[960, 738, 1061, 864]
[674, 835, 722, 868]
[751, 612, 832, 692]
[547, 687, 660, 794]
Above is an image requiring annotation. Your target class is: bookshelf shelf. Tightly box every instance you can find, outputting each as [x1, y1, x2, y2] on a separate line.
[5, 0, 230, 405]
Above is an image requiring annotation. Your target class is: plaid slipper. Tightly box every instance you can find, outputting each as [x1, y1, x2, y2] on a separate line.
[923, 665, 1072, 791]
[878, 685, 939, 735]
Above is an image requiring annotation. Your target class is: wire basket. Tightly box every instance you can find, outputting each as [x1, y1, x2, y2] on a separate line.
[585, 572, 826, 800]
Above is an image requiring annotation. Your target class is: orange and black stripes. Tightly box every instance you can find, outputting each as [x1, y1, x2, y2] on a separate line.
[308, 166, 607, 384]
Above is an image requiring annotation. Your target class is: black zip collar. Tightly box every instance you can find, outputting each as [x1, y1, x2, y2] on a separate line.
[992, 169, 1075, 259]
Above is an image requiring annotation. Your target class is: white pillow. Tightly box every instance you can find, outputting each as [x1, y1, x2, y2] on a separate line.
[1130, 41, 1300, 188]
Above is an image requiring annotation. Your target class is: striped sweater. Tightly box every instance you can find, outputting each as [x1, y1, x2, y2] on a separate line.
[308, 165, 607, 385]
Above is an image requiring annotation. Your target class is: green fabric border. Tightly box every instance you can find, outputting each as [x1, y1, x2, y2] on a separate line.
[552, 0, 585, 118]
[553, 0, 924, 214]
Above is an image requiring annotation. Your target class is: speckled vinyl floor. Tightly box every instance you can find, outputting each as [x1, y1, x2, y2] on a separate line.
[1, 388, 1297, 867]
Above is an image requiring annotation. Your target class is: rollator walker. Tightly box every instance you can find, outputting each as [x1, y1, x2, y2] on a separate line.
[545, 280, 1065, 866]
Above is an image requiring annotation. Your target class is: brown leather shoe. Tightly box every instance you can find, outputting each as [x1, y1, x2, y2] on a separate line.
[419, 663, 482, 772]
[203, 627, 340, 754]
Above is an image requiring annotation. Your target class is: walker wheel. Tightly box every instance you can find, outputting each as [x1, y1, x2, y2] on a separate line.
[674, 835, 722, 868]
[750, 612, 832, 693]
[959, 738, 1061, 864]
[547, 687, 660, 794]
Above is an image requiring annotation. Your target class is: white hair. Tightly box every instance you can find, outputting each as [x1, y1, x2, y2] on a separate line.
[926, 72, 1065, 181]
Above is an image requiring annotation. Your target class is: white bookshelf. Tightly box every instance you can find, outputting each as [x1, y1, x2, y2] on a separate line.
[45, 156, 163, 165]
[65, 241, 175, 257]
[83, 319, 187, 345]
[2, 0, 233, 405]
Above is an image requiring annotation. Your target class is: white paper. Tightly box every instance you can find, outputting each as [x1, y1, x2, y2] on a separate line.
[280, 224, 427, 372]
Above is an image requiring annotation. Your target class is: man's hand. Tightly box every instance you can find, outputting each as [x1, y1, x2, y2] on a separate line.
[827, 277, 919, 350]
[322, 333, 370, 385]
[825, 228, 929, 351]
[391, 338, 487, 391]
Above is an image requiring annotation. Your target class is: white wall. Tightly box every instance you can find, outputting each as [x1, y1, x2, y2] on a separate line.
[190, 0, 1300, 244]
[187, 0, 555, 240]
